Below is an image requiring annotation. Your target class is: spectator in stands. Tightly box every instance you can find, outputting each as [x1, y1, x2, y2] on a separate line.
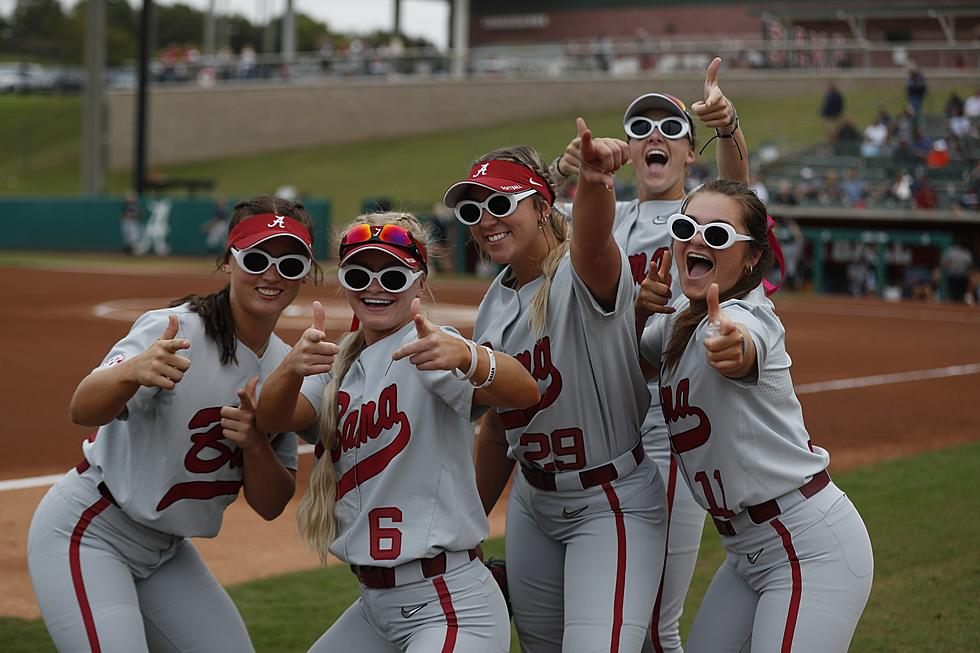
[912, 174, 939, 210]
[861, 119, 889, 158]
[945, 92, 965, 118]
[965, 87, 980, 121]
[926, 139, 951, 169]
[820, 82, 845, 141]
[894, 105, 916, 143]
[821, 169, 844, 205]
[120, 191, 142, 255]
[889, 170, 913, 204]
[910, 127, 933, 160]
[957, 162, 980, 211]
[773, 178, 799, 205]
[836, 116, 861, 145]
[949, 106, 975, 151]
[941, 241, 975, 303]
[842, 168, 867, 207]
[905, 62, 928, 121]
[892, 137, 922, 172]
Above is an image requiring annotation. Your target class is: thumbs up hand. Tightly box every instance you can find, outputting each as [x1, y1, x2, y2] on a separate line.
[286, 300, 340, 377]
[131, 313, 192, 390]
[577, 117, 630, 190]
[392, 298, 469, 372]
[635, 250, 676, 322]
[220, 376, 263, 450]
[690, 57, 735, 132]
[702, 283, 747, 374]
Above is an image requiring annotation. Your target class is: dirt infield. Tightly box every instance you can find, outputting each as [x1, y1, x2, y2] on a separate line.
[2, 263, 979, 618]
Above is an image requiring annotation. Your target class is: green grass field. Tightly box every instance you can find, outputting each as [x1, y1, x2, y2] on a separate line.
[4, 442, 978, 652]
[0, 80, 971, 223]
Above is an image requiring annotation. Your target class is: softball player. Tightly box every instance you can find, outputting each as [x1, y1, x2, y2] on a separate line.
[446, 123, 668, 652]
[637, 179, 873, 653]
[27, 197, 322, 652]
[554, 58, 749, 653]
[254, 212, 540, 653]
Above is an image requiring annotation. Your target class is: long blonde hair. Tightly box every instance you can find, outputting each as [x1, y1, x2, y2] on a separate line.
[473, 146, 569, 337]
[297, 211, 434, 561]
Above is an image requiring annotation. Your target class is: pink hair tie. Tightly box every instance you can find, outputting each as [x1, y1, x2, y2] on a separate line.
[763, 215, 784, 296]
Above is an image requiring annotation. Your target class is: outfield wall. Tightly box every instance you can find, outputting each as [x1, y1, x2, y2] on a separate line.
[0, 198, 331, 258]
[106, 70, 975, 169]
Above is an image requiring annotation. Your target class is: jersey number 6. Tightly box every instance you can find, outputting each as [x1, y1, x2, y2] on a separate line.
[368, 507, 403, 560]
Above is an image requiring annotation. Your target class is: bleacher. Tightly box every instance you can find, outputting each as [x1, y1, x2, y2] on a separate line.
[760, 113, 978, 211]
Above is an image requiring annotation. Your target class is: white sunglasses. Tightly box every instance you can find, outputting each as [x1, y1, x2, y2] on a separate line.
[338, 264, 423, 294]
[624, 116, 691, 141]
[231, 247, 311, 280]
[667, 214, 753, 250]
[454, 189, 538, 226]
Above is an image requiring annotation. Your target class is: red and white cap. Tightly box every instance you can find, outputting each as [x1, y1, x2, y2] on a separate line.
[227, 213, 313, 258]
[443, 159, 555, 207]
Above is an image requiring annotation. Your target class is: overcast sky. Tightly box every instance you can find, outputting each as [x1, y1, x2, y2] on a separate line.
[0, 0, 451, 48]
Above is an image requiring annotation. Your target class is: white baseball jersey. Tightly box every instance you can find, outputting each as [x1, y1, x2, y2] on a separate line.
[566, 198, 683, 442]
[299, 322, 488, 567]
[81, 306, 298, 538]
[474, 249, 649, 469]
[639, 284, 829, 515]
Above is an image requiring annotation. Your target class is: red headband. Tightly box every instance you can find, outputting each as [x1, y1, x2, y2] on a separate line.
[443, 159, 555, 207]
[227, 213, 313, 257]
[763, 215, 784, 296]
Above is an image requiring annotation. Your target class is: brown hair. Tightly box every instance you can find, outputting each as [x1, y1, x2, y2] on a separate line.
[662, 179, 773, 373]
[297, 211, 433, 561]
[472, 145, 568, 337]
[169, 196, 323, 364]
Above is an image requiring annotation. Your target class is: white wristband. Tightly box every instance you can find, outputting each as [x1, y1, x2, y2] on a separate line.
[471, 346, 497, 388]
[453, 339, 479, 380]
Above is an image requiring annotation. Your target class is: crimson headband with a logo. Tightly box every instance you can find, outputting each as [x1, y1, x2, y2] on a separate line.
[464, 160, 555, 205]
[227, 213, 313, 257]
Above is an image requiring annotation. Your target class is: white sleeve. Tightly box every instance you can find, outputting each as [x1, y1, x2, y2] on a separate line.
[269, 432, 299, 471]
[717, 302, 782, 388]
[568, 247, 634, 321]
[96, 309, 187, 419]
[297, 372, 331, 444]
[413, 327, 478, 423]
[639, 314, 669, 370]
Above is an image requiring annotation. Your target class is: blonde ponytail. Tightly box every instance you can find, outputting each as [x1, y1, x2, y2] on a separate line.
[296, 328, 367, 561]
[528, 203, 570, 337]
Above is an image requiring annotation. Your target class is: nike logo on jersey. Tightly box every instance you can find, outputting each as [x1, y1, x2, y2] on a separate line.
[562, 505, 588, 519]
[653, 213, 670, 224]
[747, 549, 763, 564]
[401, 603, 427, 618]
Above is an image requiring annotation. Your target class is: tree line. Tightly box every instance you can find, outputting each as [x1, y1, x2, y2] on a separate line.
[1, 0, 432, 67]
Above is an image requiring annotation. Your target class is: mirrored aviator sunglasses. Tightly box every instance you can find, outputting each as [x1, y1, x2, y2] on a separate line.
[454, 188, 537, 226]
[338, 264, 423, 294]
[667, 214, 753, 250]
[231, 247, 311, 279]
[340, 223, 416, 250]
[624, 115, 690, 141]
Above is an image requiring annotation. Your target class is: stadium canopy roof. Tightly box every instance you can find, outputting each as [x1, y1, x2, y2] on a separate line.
[756, 4, 980, 44]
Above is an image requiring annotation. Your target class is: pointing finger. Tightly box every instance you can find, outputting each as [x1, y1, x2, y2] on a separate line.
[704, 57, 722, 96]
[238, 376, 259, 412]
[312, 300, 326, 332]
[576, 116, 588, 139]
[160, 314, 180, 341]
[706, 283, 722, 323]
[657, 250, 672, 284]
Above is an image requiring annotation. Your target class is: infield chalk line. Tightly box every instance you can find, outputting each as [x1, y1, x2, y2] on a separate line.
[3, 362, 978, 493]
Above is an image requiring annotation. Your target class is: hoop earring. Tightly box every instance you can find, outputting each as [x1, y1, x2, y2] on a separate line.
[746, 263, 754, 275]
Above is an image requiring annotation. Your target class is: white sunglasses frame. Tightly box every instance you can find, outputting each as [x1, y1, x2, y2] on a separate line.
[454, 188, 538, 226]
[230, 247, 311, 280]
[624, 115, 691, 141]
[667, 214, 754, 250]
[338, 264, 424, 294]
